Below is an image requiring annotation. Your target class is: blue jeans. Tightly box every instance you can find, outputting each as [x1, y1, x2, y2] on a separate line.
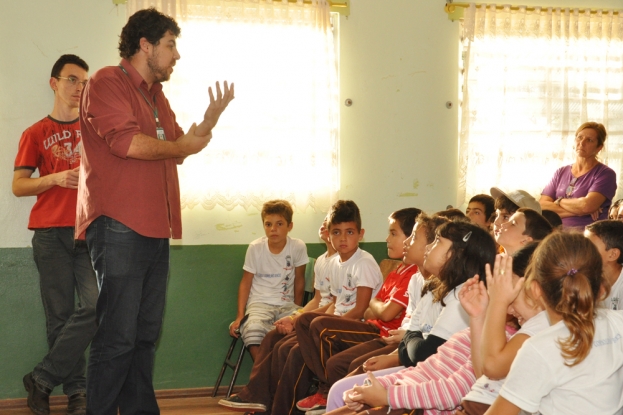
[85, 216, 169, 415]
[31, 227, 98, 396]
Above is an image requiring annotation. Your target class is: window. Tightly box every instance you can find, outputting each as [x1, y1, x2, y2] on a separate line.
[458, 4, 623, 203]
[129, 0, 340, 212]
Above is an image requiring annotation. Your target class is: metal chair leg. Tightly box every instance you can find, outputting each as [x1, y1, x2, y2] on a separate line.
[226, 340, 247, 397]
[212, 336, 240, 397]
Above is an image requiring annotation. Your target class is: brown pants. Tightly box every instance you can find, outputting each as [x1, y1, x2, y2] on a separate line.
[453, 400, 491, 415]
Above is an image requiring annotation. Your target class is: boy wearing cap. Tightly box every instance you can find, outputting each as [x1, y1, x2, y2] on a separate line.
[490, 187, 541, 253]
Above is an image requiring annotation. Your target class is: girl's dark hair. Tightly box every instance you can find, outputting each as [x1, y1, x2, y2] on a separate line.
[119, 8, 181, 59]
[417, 214, 449, 297]
[390, 208, 423, 236]
[433, 220, 497, 304]
[434, 208, 466, 221]
[416, 214, 449, 245]
[511, 241, 539, 278]
[526, 232, 603, 366]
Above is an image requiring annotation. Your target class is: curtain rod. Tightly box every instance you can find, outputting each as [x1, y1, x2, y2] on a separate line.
[445, 2, 623, 21]
[113, 0, 349, 15]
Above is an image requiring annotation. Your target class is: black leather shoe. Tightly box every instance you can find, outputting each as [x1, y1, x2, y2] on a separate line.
[67, 392, 87, 415]
[22, 373, 50, 415]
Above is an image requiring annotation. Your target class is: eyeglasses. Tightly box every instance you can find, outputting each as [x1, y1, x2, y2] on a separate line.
[565, 177, 578, 198]
[55, 76, 88, 87]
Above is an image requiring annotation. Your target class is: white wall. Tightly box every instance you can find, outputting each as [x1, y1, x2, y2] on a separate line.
[2, 0, 622, 248]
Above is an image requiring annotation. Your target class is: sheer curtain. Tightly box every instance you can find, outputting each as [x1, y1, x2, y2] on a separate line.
[458, 4, 623, 206]
[127, 0, 339, 212]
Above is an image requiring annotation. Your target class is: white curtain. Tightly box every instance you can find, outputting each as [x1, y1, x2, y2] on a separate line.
[127, 0, 339, 212]
[459, 4, 623, 205]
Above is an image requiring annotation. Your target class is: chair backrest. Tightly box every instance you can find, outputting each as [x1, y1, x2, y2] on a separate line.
[302, 257, 316, 305]
[379, 258, 402, 281]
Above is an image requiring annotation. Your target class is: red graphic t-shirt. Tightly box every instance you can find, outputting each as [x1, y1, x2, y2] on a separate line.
[14, 116, 82, 229]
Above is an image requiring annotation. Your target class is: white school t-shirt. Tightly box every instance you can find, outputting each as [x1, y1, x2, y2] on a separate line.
[400, 271, 425, 329]
[464, 311, 551, 405]
[244, 236, 309, 307]
[500, 309, 623, 415]
[426, 283, 470, 340]
[329, 248, 383, 316]
[602, 268, 623, 311]
[314, 251, 339, 308]
[406, 290, 443, 338]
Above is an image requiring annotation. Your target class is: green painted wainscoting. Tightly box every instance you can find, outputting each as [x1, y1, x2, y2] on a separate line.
[0, 242, 387, 399]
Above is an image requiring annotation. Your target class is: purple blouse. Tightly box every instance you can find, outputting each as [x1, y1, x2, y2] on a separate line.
[542, 163, 617, 229]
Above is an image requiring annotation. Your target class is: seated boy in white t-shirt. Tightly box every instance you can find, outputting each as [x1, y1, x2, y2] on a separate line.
[229, 199, 308, 359]
[585, 219, 623, 310]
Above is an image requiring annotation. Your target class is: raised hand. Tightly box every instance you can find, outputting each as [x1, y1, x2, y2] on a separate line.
[486, 254, 523, 307]
[459, 274, 489, 319]
[195, 81, 235, 137]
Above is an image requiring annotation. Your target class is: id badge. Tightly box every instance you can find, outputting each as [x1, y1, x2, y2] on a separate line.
[156, 127, 167, 141]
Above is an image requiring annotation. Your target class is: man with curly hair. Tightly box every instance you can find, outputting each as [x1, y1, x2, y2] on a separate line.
[76, 7, 234, 414]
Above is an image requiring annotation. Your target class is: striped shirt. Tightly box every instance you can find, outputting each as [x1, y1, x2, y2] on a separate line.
[376, 328, 475, 414]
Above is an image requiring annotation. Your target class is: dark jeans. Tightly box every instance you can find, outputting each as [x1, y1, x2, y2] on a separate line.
[31, 227, 98, 397]
[85, 216, 169, 415]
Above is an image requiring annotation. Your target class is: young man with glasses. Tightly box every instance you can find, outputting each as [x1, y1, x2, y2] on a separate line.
[13, 54, 96, 415]
[75, 8, 234, 414]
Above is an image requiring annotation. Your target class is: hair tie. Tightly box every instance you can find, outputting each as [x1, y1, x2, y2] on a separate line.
[567, 268, 578, 276]
[463, 231, 472, 242]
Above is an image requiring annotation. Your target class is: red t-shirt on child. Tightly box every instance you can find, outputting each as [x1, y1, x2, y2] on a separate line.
[368, 263, 418, 336]
[14, 116, 82, 229]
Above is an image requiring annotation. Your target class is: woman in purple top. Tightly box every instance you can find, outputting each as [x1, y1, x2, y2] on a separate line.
[540, 122, 617, 229]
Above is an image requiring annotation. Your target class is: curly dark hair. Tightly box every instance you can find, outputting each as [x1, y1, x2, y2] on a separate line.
[118, 8, 181, 59]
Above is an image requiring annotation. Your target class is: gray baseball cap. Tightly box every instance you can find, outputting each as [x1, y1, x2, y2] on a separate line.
[490, 187, 542, 214]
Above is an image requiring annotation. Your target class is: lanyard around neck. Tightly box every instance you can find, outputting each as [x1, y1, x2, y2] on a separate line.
[118, 65, 162, 128]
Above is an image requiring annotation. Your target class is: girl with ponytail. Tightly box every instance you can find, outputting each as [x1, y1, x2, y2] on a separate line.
[486, 232, 623, 415]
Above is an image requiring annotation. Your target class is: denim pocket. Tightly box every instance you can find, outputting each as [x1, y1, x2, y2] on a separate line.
[105, 218, 133, 234]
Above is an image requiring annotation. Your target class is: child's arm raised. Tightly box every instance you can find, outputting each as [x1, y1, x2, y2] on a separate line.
[481, 255, 527, 379]
[229, 271, 254, 337]
[459, 274, 489, 378]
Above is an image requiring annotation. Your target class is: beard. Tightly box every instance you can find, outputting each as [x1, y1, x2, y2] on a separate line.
[147, 51, 172, 83]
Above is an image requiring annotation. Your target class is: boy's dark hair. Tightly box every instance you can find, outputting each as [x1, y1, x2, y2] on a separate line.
[434, 221, 496, 304]
[434, 208, 466, 221]
[586, 220, 623, 265]
[329, 200, 361, 231]
[494, 194, 520, 214]
[469, 194, 496, 222]
[118, 8, 181, 59]
[51, 54, 89, 78]
[261, 200, 293, 224]
[518, 208, 553, 242]
[541, 209, 563, 229]
[390, 208, 422, 236]
[511, 241, 539, 278]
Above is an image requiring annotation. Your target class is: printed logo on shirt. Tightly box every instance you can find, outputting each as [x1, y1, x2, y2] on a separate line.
[593, 333, 621, 348]
[44, 129, 82, 164]
[612, 297, 619, 310]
